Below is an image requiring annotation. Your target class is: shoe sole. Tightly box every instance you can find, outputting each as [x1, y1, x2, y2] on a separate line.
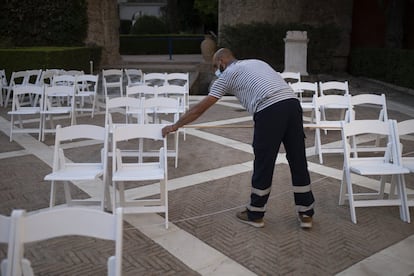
[237, 218, 264, 228]
[300, 222, 312, 229]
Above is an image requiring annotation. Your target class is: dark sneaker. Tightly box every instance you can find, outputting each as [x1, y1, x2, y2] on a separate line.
[298, 214, 313, 229]
[236, 210, 264, 228]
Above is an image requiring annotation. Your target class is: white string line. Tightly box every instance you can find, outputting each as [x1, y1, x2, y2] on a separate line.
[123, 175, 330, 231]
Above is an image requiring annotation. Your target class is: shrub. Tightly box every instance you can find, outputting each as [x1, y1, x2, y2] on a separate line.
[130, 15, 168, 35]
[0, 0, 87, 47]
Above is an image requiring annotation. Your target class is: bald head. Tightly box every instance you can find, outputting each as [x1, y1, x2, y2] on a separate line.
[212, 48, 236, 73]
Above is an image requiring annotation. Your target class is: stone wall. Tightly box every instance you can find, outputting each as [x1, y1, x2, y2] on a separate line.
[85, 0, 121, 68]
[218, 0, 353, 71]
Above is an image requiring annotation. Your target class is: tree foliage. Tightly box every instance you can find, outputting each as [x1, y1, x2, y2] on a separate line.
[130, 15, 168, 35]
[0, 0, 87, 47]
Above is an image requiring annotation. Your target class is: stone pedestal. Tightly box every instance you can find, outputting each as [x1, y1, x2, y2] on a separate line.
[284, 31, 309, 76]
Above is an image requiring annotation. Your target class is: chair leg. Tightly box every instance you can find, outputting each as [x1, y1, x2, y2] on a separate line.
[339, 170, 347, 205]
[63, 181, 72, 205]
[174, 132, 179, 168]
[395, 174, 410, 223]
[345, 171, 357, 223]
[49, 181, 57, 208]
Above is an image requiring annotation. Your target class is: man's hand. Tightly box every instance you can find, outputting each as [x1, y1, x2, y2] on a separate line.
[162, 124, 177, 137]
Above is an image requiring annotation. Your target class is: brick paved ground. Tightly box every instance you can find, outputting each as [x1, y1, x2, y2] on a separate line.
[0, 66, 413, 275]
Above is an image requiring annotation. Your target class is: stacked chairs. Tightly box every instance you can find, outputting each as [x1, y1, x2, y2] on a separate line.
[340, 120, 410, 224]
[8, 85, 44, 141]
[44, 124, 110, 211]
[1, 207, 123, 276]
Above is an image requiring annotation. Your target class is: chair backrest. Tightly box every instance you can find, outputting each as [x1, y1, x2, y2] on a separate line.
[43, 85, 76, 110]
[40, 70, 59, 86]
[349, 93, 388, 121]
[141, 96, 180, 124]
[11, 85, 44, 110]
[126, 84, 157, 99]
[105, 96, 142, 126]
[396, 119, 414, 136]
[9, 207, 123, 276]
[289, 81, 318, 102]
[52, 74, 76, 86]
[165, 72, 189, 87]
[102, 69, 123, 98]
[341, 120, 395, 163]
[0, 69, 8, 86]
[143, 72, 166, 86]
[319, 81, 349, 96]
[125, 69, 143, 86]
[25, 70, 42, 86]
[9, 71, 28, 87]
[279, 72, 301, 84]
[52, 124, 108, 172]
[313, 94, 352, 123]
[156, 84, 188, 112]
[75, 74, 98, 93]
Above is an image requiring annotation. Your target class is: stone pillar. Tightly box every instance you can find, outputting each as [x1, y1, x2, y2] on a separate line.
[85, 0, 121, 68]
[283, 31, 309, 76]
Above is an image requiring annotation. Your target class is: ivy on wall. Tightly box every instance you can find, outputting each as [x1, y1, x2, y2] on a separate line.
[0, 0, 87, 47]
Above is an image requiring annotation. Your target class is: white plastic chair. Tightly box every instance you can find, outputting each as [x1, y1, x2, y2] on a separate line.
[0, 69, 8, 107]
[8, 85, 44, 142]
[339, 120, 410, 224]
[389, 119, 414, 206]
[4, 70, 28, 107]
[143, 72, 166, 87]
[319, 81, 350, 123]
[126, 84, 157, 100]
[111, 124, 169, 228]
[24, 69, 42, 87]
[347, 93, 389, 155]
[102, 69, 123, 99]
[105, 96, 142, 128]
[125, 69, 143, 87]
[41, 85, 76, 141]
[44, 124, 110, 211]
[39, 69, 59, 87]
[289, 81, 318, 122]
[142, 96, 180, 168]
[7, 207, 123, 276]
[52, 74, 76, 87]
[75, 74, 99, 117]
[312, 94, 352, 164]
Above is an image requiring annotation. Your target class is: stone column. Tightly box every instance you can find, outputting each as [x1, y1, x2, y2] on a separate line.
[283, 31, 309, 76]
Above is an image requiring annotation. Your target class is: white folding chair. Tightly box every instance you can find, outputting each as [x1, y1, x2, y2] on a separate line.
[390, 119, 414, 206]
[319, 81, 350, 123]
[0, 213, 14, 276]
[125, 69, 143, 87]
[126, 84, 157, 100]
[8, 85, 44, 142]
[8, 207, 123, 276]
[339, 120, 410, 224]
[0, 69, 8, 107]
[41, 85, 76, 141]
[4, 70, 28, 107]
[44, 124, 110, 211]
[102, 69, 123, 99]
[75, 74, 99, 117]
[312, 94, 352, 164]
[24, 69, 42, 87]
[111, 124, 169, 228]
[142, 96, 180, 168]
[289, 81, 318, 122]
[348, 93, 389, 155]
[105, 96, 142, 127]
[143, 72, 166, 87]
[39, 69, 59, 87]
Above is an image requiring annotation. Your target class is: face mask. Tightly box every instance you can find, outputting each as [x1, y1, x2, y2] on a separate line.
[215, 69, 222, 78]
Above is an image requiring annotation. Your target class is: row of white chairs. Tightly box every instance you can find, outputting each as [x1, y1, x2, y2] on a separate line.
[0, 207, 123, 276]
[308, 93, 388, 164]
[1, 69, 86, 107]
[339, 119, 414, 224]
[102, 69, 189, 100]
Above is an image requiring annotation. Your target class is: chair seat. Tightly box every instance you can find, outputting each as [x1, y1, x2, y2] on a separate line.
[112, 163, 164, 181]
[350, 160, 410, 175]
[44, 163, 103, 181]
[8, 107, 41, 115]
[42, 107, 73, 114]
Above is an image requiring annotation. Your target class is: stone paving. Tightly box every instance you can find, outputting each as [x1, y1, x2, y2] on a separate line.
[0, 58, 414, 275]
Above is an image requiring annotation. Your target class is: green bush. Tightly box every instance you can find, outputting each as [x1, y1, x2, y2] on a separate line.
[0, 0, 87, 47]
[0, 47, 102, 78]
[220, 22, 340, 73]
[120, 34, 204, 55]
[130, 15, 168, 35]
[349, 48, 414, 89]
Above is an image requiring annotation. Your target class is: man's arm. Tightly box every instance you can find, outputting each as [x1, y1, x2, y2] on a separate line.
[162, 95, 218, 137]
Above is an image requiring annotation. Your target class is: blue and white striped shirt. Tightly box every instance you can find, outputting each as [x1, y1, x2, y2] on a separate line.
[209, 59, 296, 114]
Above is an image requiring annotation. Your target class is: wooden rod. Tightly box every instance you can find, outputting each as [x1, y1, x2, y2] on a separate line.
[182, 124, 341, 130]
